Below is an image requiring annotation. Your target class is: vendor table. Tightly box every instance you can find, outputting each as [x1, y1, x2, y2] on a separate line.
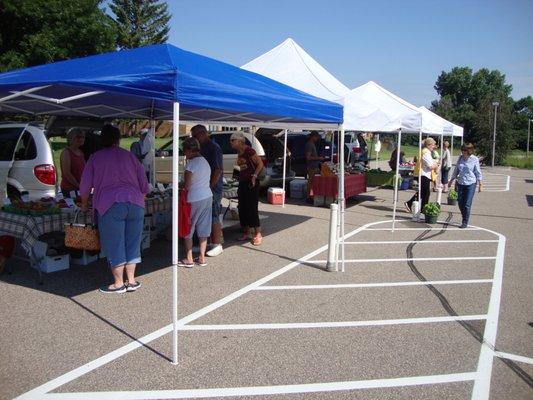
[311, 174, 366, 200]
[0, 195, 172, 271]
[398, 165, 414, 177]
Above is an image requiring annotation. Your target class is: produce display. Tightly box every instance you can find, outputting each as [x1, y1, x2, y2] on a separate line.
[3, 197, 60, 216]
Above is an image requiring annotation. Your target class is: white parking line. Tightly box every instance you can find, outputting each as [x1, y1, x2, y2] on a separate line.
[310, 256, 496, 264]
[365, 227, 481, 231]
[471, 230, 506, 400]
[40, 372, 480, 400]
[494, 351, 533, 365]
[15, 219, 507, 400]
[14, 220, 380, 400]
[255, 279, 494, 290]
[183, 315, 488, 331]
[343, 240, 498, 245]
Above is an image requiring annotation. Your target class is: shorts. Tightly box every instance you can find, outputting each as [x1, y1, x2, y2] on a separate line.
[98, 202, 144, 268]
[186, 197, 212, 239]
[212, 191, 222, 223]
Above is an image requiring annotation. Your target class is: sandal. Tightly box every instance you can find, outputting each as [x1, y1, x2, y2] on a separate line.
[194, 257, 207, 267]
[251, 235, 262, 246]
[177, 259, 194, 268]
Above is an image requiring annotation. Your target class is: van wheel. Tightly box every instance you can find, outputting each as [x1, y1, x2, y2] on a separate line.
[6, 185, 21, 202]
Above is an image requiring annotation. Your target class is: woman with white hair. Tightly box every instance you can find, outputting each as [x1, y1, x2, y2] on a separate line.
[230, 131, 264, 246]
[404, 137, 439, 213]
[178, 137, 213, 267]
[60, 128, 86, 198]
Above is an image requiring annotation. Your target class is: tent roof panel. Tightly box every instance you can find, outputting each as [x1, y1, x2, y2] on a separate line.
[0, 44, 343, 126]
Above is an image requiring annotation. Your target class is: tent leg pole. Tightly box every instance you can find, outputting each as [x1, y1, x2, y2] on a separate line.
[335, 128, 340, 272]
[150, 119, 156, 186]
[417, 129, 422, 221]
[282, 129, 288, 207]
[339, 125, 346, 272]
[171, 102, 180, 365]
[392, 129, 402, 232]
[437, 136, 444, 204]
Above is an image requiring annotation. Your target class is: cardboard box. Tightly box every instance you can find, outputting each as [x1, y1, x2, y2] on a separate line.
[37, 254, 70, 273]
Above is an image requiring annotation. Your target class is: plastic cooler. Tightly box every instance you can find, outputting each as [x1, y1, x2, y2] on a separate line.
[289, 179, 307, 199]
[267, 188, 285, 205]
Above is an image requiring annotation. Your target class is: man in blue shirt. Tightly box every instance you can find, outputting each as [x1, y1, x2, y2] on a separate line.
[449, 143, 483, 228]
[191, 125, 224, 256]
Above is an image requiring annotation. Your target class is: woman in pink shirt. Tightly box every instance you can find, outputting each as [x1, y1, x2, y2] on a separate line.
[60, 129, 86, 198]
[80, 125, 149, 294]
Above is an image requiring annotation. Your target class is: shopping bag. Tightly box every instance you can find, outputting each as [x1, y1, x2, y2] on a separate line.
[64, 212, 100, 251]
[178, 189, 192, 238]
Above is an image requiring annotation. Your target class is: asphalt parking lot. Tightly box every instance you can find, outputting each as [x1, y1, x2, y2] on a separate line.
[1, 166, 532, 400]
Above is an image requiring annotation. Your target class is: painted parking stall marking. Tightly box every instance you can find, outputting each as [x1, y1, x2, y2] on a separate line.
[482, 172, 510, 192]
[16, 220, 509, 400]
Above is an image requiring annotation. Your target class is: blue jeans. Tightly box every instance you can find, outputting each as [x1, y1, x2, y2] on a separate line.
[98, 202, 144, 268]
[457, 183, 476, 225]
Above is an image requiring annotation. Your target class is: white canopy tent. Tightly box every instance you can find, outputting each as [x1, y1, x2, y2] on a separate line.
[242, 39, 395, 271]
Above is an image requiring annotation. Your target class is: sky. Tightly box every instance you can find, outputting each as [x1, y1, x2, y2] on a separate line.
[167, 0, 533, 107]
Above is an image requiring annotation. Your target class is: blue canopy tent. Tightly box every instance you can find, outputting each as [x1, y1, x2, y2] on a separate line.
[0, 44, 343, 364]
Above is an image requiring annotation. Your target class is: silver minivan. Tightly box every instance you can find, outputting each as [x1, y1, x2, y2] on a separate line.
[0, 123, 56, 201]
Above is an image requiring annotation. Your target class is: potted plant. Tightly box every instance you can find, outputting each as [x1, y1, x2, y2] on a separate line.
[423, 202, 441, 224]
[447, 189, 458, 205]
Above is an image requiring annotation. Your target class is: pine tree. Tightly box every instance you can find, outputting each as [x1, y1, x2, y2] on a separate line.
[110, 0, 171, 49]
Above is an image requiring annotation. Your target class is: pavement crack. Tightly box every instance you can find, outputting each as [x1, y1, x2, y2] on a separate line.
[405, 212, 533, 388]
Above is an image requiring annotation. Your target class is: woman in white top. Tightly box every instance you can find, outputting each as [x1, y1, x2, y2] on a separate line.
[178, 137, 213, 268]
[405, 138, 440, 213]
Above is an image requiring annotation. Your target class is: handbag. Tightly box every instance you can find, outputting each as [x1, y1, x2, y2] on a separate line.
[64, 211, 100, 251]
[178, 189, 192, 238]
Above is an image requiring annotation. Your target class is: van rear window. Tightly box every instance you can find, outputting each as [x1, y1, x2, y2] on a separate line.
[0, 128, 24, 161]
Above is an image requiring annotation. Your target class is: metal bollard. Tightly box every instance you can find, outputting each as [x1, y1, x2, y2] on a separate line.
[412, 201, 420, 222]
[326, 203, 339, 272]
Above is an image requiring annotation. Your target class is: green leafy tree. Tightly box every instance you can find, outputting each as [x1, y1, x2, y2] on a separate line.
[431, 67, 516, 164]
[109, 0, 171, 49]
[512, 96, 533, 150]
[0, 0, 116, 72]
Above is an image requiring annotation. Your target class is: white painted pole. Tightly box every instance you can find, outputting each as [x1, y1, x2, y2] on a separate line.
[391, 129, 402, 232]
[171, 102, 180, 365]
[150, 119, 156, 186]
[282, 129, 288, 207]
[437, 134, 444, 203]
[326, 203, 339, 272]
[335, 128, 340, 272]
[418, 129, 422, 219]
[339, 125, 346, 272]
[450, 133, 454, 160]
[527, 119, 531, 158]
[491, 102, 499, 168]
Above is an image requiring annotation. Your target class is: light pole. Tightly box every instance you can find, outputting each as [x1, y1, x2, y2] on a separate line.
[491, 101, 499, 167]
[526, 118, 533, 158]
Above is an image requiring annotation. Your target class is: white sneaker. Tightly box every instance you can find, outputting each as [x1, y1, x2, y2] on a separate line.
[206, 244, 223, 257]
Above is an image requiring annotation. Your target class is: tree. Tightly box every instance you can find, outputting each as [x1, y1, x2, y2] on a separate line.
[431, 67, 516, 164]
[109, 0, 171, 49]
[0, 0, 116, 72]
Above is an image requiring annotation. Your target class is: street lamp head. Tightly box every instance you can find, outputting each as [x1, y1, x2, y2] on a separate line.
[492, 101, 499, 106]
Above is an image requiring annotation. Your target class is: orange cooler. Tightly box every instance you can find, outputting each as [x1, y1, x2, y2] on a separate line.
[267, 188, 285, 205]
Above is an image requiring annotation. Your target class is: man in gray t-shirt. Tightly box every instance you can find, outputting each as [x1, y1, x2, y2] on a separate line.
[305, 131, 324, 200]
